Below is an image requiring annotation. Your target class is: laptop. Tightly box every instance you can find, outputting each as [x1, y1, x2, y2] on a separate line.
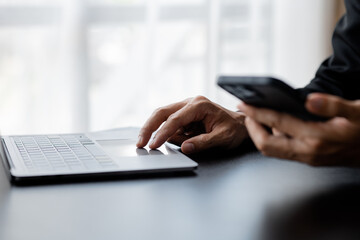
[0, 128, 198, 184]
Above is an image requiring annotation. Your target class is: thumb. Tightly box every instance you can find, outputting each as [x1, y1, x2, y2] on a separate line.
[306, 93, 360, 121]
[181, 131, 221, 154]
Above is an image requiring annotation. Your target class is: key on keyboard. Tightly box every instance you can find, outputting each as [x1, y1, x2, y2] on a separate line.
[12, 135, 117, 172]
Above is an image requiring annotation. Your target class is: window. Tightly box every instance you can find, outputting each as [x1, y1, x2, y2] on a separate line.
[0, 0, 272, 134]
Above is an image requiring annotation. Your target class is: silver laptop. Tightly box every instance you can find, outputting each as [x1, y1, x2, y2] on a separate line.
[0, 128, 197, 184]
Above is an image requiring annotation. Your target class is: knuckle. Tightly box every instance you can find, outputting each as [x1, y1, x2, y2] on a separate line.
[221, 127, 233, 137]
[309, 139, 325, 152]
[168, 113, 181, 123]
[191, 96, 211, 106]
[221, 129, 235, 145]
[193, 95, 208, 102]
[330, 97, 340, 105]
[153, 107, 167, 116]
[354, 100, 360, 108]
[334, 98, 345, 108]
[350, 101, 360, 119]
[268, 114, 283, 128]
[194, 134, 208, 146]
[245, 116, 252, 126]
[332, 99, 344, 114]
[188, 96, 213, 112]
[199, 135, 208, 143]
[255, 137, 268, 152]
[258, 141, 275, 157]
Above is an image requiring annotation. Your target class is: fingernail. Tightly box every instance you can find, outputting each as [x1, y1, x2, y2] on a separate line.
[310, 98, 324, 110]
[182, 143, 195, 154]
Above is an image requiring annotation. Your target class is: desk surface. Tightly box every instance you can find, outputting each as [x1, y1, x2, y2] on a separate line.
[1, 128, 360, 240]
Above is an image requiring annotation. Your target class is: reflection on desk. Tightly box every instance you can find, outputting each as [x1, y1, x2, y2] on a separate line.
[259, 184, 360, 240]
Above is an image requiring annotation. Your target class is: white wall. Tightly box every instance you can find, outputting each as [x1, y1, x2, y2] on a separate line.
[270, 0, 337, 88]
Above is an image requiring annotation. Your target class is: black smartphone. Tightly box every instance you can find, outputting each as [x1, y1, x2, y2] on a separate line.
[217, 76, 328, 121]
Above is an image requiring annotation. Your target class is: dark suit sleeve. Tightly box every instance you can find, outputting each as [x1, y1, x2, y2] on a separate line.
[299, 0, 360, 100]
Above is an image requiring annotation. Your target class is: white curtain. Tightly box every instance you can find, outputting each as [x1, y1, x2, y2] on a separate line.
[270, 0, 337, 88]
[0, 0, 338, 135]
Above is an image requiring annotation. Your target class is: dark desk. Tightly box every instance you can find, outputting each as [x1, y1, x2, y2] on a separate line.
[1, 129, 360, 240]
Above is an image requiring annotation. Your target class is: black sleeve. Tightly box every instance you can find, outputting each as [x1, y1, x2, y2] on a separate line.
[299, 0, 360, 100]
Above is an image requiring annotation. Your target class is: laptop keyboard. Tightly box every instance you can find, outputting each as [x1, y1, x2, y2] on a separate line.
[12, 135, 117, 172]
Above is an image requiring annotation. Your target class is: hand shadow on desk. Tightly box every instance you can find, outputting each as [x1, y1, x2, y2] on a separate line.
[187, 138, 257, 166]
[259, 184, 360, 240]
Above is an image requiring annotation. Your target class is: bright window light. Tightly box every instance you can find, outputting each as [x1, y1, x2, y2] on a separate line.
[0, 0, 272, 134]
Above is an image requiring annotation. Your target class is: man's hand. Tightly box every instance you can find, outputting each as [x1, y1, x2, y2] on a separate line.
[137, 96, 248, 154]
[237, 93, 360, 167]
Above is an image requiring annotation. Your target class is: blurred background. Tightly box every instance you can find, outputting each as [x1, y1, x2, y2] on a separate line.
[0, 0, 345, 135]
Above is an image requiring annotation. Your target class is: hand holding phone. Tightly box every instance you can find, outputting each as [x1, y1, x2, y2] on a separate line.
[217, 76, 328, 122]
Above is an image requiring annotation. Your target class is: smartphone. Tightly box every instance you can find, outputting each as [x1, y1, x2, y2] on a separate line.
[217, 76, 328, 122]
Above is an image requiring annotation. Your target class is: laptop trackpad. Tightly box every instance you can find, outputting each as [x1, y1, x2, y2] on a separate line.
[96, 139, 190, 170]
[97, 139, 176, 158]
